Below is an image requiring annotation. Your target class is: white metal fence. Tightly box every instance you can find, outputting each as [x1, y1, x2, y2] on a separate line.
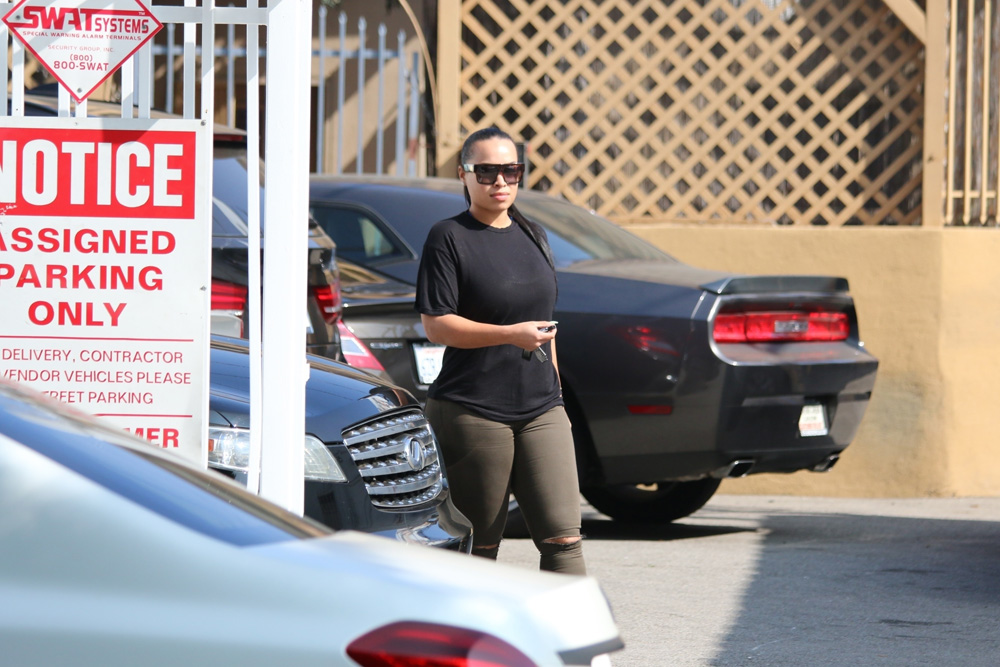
[137, 6, 421, 175]
[314, 7, 421, 176]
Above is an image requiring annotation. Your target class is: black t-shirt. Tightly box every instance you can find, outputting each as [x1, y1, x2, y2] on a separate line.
[415, 210, 562, 422]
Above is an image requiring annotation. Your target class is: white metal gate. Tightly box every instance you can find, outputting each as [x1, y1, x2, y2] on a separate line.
[138, 7, 424, 176]
[2, 0, 312, 513]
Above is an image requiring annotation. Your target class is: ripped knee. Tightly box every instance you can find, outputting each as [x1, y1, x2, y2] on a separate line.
[537, 536, 585, 575]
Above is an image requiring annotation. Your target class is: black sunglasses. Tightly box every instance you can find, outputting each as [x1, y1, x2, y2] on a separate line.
[462, 162, 525, 185]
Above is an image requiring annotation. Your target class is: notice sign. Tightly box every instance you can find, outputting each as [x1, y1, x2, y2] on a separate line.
[2, 0, 162, 102]
[0, 118, 210, 464]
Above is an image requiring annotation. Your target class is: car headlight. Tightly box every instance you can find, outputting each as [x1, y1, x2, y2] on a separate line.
[207, 427, 347, 482]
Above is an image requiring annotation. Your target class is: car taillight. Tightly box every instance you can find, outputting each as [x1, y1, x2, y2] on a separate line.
[713, 311, 849, 343]
[210, 280, 248, 338]
[312, 281, 342, 324]
[337, 321, 387, 372]
[346, 621, 535, 667]
[210, 279, 247, 312]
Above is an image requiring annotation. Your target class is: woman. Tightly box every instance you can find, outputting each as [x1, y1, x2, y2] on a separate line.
[416, 127, 585, 575]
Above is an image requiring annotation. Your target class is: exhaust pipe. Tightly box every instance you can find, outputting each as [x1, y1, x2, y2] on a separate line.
[811, 453, 840, 473]
[711, 459, 755, 479]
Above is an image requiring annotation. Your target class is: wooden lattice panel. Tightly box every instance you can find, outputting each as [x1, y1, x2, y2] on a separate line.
[459, 0, 924, 225]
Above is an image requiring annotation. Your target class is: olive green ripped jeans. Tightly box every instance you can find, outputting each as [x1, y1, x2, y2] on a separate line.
[425, 399, 585, 575]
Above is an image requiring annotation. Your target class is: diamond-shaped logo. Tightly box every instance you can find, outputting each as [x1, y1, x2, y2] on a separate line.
[3, 0, 162, 103]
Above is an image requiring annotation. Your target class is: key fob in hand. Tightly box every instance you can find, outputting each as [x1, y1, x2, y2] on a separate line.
[522, 348, 549, 362]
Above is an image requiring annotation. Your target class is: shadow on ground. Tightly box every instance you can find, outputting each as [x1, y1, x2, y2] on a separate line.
[702, 509, 1000, 666]
[581, 514, 751, 541]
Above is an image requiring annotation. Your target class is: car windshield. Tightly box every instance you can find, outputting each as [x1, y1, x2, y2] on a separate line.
[212, 143, 266, 238]
[6, 390, 330, 546]
[516, 196, 676, 267]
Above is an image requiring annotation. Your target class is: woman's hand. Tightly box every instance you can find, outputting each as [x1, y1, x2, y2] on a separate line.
[509, 321, 558, 352]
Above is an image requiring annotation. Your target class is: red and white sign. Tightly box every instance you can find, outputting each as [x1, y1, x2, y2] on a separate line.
[0, 118, 211, 464]
[2, 0, 162, 102]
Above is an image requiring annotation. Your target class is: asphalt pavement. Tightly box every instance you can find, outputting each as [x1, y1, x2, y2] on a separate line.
[497, 494, 1000, 666]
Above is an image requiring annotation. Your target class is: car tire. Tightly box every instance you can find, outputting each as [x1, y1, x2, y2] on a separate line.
[581, 478, 722, 523]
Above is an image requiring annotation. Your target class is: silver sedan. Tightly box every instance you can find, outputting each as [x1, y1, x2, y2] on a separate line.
[0, 380, 621, 666]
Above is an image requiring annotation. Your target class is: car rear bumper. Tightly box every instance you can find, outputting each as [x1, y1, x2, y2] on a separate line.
[581, 348, 879, 484]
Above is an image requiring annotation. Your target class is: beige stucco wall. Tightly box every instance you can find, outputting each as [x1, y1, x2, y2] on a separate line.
[620, 224, 1000, 498]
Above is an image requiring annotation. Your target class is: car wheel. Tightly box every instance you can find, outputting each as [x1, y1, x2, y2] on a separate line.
[581, 479, 722, 523]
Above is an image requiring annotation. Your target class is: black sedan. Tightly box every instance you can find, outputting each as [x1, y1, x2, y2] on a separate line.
[207, 336, 471, 549]
[310, 175, 879, 524]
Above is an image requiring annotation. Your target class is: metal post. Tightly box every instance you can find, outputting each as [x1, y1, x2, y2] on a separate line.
[138, 42, 153, 117]
[121, 58, 134, 118]
[183, 0, 196, 119]
[9, 37, 23, 116]
[980, 0, 991, 224]
[337, 11, 346, 174]
[226, 23, 235, 127]
[376, 22, 386, 174]
[962, 0, 974, 224]
[409, 52, 419, 177]
[201, 1, 215, 135]
[316, 5, 327, 173]
[0, 17, 8, 118]
[260, 0, 310, 514]
[944, 0, 958, 225]
[356, 16, 366, 174]
[246, 1, 263, 496]
[165, 23, 176, 114]
[396, 29, 406, 176]
[58, 85, 70, 117]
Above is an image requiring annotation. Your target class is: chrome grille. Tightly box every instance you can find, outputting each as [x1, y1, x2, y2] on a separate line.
[342, 410, 442, 509]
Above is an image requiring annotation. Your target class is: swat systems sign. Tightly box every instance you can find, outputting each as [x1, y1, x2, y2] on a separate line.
[0, 119, 211, 464]
[2, 0, 162, 102]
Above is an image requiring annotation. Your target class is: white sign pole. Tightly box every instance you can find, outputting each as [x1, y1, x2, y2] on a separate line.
[259, 0, 310, 514]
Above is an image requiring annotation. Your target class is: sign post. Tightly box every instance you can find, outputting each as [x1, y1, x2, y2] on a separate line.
[258, 0, 310, 514]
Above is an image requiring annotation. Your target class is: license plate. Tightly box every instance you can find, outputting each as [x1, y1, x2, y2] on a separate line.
[413, 342, 445, 385]
[798, 403, 828, 437]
